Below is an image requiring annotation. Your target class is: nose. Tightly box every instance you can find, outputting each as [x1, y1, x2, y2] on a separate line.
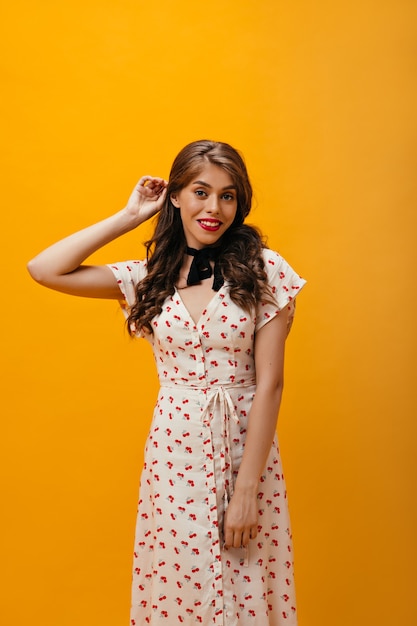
[206, 194, 220, 214]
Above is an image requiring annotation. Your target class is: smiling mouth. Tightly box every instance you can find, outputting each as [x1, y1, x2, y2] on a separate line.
[198, 219, 223, 231]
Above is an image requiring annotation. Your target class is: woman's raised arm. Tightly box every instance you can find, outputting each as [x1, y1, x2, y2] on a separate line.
[27, 176, 167, 299]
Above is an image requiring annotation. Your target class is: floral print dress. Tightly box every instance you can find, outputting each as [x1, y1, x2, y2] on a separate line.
[108, 248, 306, 626]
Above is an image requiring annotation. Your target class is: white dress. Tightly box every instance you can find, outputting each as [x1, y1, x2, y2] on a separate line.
[108, 248, 306, 626]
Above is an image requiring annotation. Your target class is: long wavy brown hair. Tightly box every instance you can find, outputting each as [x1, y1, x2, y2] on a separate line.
[127, 140, 275, 335]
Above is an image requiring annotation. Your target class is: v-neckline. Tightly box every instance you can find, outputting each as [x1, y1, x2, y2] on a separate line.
[174, 284, 224, 328]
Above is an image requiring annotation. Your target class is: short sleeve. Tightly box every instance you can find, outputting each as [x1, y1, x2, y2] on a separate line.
[255, 249, 306, 334]
[107, 260, 147, 335]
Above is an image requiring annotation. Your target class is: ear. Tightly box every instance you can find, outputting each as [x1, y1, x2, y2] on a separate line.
[170, 193, 180, 208]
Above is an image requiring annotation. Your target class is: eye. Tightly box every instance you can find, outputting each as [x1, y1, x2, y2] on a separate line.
[222, 193, 235, 201]
[195, 189, 207, 197]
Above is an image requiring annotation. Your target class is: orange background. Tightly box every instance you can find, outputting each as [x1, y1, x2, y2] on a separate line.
[1, 1, 416, 625]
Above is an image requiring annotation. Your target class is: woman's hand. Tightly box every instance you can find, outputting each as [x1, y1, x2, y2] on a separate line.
[124, 176, 168, 224]
[223, 487, 258, 548]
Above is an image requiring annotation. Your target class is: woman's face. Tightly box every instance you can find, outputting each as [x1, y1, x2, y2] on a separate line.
[171, 162, 238, 249]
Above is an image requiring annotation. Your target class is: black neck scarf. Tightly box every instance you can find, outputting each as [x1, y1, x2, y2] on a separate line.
[185, 246, 224, 291]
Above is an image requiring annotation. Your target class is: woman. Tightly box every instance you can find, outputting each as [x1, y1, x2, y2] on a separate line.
[28, 140, 306, 625]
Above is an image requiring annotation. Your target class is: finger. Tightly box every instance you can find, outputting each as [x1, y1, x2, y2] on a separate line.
[224, 526, 234, 549]
[241, 529, 251, 547]
[250, 526, 258, 541]
[138, 179, 168, 199]
[232, 531, 243, 549]
[137, 175, 154, 187]
[153, 182, 166, 193]
[138, 176, 167, 187]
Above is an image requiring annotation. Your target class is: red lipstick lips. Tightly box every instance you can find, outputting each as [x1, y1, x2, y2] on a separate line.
[197, 219, 222, 231]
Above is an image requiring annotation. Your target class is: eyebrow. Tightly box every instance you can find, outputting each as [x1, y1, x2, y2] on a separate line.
[192, 180, 237, 190]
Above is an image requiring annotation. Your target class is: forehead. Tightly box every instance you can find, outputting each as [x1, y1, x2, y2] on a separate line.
[188, 162, 235, 188]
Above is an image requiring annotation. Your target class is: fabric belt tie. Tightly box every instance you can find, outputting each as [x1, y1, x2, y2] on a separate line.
[201, 386, 239, 507]
[200, 386, 249, 567]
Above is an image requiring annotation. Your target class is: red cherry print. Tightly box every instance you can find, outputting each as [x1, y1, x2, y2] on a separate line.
[113, 253, 303, 625]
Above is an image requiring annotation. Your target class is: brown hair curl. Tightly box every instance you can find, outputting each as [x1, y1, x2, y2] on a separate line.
[127, 140, 275, 335]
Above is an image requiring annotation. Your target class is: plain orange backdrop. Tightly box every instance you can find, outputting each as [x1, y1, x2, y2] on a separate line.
[1, 1, 416, 625]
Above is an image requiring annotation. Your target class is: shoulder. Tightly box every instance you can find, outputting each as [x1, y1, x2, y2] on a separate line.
[261, 248, 307, 303]
[261, 247, 282, 264]
[261, 248, 290, 274]
[107, 260, 148, 307]
[107, 259, 148, 284]
[255, 248, 306, 333]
